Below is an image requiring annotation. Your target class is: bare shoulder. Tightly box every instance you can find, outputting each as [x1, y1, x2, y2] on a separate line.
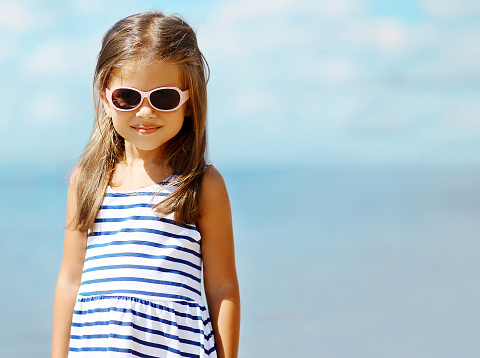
[196, 165, 232, 228]
[201, 165, 230, 210]
[203, 164, 226, 187]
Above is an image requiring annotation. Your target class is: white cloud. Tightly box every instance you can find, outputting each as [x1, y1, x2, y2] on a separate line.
[431, 96, 480, 142]
[401, 22, 480, 82]
[340, 17, 412, 56]
[0, 0, 63, 34]
[26, 93, 67, 124]
[0, 0, 32, 32]
[200, 0, 323, 59]
[71, 0, 106, 13]
[216, 0, 298, 18]
[25, 40, 70, 75]
[230, 86, 278, 114]
[0, 34, 15, 61]
[324, 58, 357, 83]
[325, 0, 363, 17]
[23, 33, 99, 78]
[373, 19, 408, 52]
[446, 25, 480, 65]
[422, 0, 480, 19]
[289, 55, 359, 84]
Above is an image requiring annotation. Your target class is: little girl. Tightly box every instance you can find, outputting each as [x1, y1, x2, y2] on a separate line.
[52, 11, 240, 358]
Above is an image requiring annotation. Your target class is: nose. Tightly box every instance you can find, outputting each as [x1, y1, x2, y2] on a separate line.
[136, 98, 156, 119]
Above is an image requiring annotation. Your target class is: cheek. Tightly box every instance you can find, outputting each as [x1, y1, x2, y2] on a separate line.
[173, 116, 186, 134]
[111, 115, 131, 134]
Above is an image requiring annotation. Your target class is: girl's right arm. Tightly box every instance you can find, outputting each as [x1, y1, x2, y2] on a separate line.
[52, 170, 88, 358]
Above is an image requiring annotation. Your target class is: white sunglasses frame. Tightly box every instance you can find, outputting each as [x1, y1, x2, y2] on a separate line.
[105, 86, 190, 112]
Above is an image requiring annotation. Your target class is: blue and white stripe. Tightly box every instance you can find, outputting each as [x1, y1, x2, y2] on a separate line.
[69, 183, 216, 357]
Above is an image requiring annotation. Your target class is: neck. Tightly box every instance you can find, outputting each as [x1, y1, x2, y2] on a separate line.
[114, 142, 172, 185]
[123, 142, 172, 176]
[123, 142, 165, 167]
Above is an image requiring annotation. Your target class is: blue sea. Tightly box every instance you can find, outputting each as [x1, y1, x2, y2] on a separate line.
[1, 165, 479, 357]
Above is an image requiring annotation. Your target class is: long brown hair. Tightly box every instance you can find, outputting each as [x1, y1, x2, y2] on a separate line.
[71, 11, 209, 232]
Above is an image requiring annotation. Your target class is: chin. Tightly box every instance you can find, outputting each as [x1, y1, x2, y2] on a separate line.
[130, 141, 167, 152]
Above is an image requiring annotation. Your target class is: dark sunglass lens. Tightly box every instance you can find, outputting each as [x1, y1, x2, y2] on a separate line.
[150, 89, 181, 110]
[111, 88, 141, 109]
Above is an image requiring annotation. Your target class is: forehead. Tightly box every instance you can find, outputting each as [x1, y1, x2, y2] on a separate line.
[109, 60, 184, 90]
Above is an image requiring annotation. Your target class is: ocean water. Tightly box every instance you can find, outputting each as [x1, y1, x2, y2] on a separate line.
[1, 165, 479, 357]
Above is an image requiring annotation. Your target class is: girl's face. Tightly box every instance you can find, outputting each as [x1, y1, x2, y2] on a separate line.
[102, 60, 190, 155]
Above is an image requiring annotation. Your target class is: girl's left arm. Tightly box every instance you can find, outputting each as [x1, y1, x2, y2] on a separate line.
[197, 166, 241, 358]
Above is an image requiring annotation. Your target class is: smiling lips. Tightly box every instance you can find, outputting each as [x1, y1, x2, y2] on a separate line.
[132, 124, 161, 135]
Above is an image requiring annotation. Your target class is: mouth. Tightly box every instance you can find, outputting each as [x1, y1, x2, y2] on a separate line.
[132, 125, 161, 135]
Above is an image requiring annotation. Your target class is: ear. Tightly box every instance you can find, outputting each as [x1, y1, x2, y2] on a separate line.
[100, 90, 114, 118]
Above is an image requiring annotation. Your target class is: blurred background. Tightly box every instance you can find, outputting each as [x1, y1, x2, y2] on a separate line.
[1, 0, 479, 357]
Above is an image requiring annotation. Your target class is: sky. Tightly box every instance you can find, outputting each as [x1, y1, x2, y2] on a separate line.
[1, 0, 480, 171]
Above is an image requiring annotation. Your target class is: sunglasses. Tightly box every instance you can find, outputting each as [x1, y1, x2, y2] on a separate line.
[105, 86, 190, 112]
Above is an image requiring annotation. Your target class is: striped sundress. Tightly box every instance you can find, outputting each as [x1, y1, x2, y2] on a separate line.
[69, 182, 216, 357]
